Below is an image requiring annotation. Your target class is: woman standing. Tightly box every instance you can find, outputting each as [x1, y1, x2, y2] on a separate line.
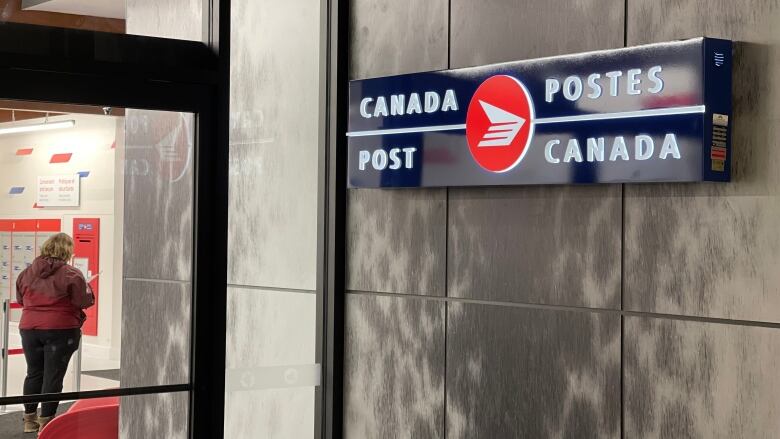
[14, 233, 94, 434]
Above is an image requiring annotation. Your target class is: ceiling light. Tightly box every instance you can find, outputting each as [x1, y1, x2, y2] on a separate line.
[0, 120, 75, 136]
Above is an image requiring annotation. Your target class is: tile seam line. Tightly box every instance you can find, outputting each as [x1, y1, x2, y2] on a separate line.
[226, 284, 317, 294]
[345, 290, 780, 329]
[125, 277, 190, 284]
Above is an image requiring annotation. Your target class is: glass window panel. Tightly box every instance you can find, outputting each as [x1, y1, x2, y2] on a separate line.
[0, 103, 194, 409]
[0, 391, 189, 438]
[0, 0, 203, 42]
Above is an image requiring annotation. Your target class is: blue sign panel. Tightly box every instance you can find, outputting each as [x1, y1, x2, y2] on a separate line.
[347, 38, 732, 188]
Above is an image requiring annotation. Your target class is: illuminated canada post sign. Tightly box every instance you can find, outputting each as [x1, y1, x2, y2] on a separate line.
[347, 38, 732, 188]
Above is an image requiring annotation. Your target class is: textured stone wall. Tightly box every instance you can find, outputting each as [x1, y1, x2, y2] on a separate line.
[345, 0, 780, 437]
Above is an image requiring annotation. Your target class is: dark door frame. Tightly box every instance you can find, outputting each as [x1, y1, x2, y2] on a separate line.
[0, 0, 350, 434]
[320, 0, 348, 438]
[0, 22, 228, 439]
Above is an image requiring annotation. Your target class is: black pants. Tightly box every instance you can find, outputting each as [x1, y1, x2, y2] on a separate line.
[20, 329, 80, 417]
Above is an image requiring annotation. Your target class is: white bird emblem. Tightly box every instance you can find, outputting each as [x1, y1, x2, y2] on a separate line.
[477, 100, 526, 147]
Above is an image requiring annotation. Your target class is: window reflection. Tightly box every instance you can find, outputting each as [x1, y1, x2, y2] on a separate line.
[0, 104, 194, 438]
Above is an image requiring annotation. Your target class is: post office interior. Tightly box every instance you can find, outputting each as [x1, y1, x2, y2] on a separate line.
[0, 106, 125, 398]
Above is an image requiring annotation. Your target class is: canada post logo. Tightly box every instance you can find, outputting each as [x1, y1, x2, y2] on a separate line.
[347, 38, 733, 188]
[466, 75, 535, 173]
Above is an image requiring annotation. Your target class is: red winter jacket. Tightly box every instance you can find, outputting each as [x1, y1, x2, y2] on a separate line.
[15, 256, 95, 330]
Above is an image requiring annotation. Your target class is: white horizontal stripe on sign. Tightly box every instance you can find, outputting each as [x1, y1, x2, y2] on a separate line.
[345, 105, 706, 137]
[534, 105, 706, 124]
[346, 123, 467, 137]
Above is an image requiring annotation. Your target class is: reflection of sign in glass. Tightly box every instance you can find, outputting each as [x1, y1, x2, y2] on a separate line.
[36, 175, 80, 207]
[73, 257, 89, 278]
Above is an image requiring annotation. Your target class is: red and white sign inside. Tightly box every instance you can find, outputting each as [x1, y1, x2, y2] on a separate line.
[36, 175, 80, 207]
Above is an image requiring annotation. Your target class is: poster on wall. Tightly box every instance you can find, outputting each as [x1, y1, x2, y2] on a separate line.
[347, 37, 733, 188]
[36, 175, 80, 207]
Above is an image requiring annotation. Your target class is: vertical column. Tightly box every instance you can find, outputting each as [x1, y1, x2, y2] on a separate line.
[344, 0, 449, 437]
[225, 0, 323, 437]
[122, 5, 203, 438]
[623, 0, 780, 436]
[445, 0, 623, 437]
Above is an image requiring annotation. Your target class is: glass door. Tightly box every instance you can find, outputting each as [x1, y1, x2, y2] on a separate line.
[0, 20, 225, 439]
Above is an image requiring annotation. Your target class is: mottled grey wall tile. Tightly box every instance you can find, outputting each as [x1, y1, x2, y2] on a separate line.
[227, 0, 320, 291]
[347, 0, 449, 297]
[223, 288, 317, 438]
[120, 280, 190, 388]
[349, 0, 448, 79]
[120, 392, 188, 439]
[225, 287, 316, 368]
[625, 0, 780, 321]
[225, 388, 315, 439]
[625, 316, 780, 438]
[448, 0, 624, 308]
[122, 6, 199, 439]
[124, 110, 193, 282]
[450, 0, 624, 68]
[347, 189, 446, 296]
[126, 0, 202, 41]
[447, 303, 620, 438]
[449, 186, 621, 308]
[343, 293, 445, 438]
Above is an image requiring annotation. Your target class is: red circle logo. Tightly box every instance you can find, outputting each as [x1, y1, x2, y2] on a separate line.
[466, 75, 535, 173]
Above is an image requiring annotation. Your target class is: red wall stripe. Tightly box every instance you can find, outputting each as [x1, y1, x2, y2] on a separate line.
[50, 153, 72, 163]
[36, 219, 61, 232]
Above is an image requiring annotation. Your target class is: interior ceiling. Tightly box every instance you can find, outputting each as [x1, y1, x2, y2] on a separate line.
[0, 101, 126, 123]
[22, 0, 125, 19]
[0, 109, 65, 124]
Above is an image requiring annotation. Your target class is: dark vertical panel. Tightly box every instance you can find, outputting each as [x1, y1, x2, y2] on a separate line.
[450, 0, 624, 67]
[347, 188, 447, 296]
[123, 110, 194, 282]
[349, 0, 448, 79]
[449, 186, 621, 308]
[347, 0, 449, 297]
[343, 293, 445, 438]
[447, 0, 624, 306]
[123, 4, 212, 439]
[120, 280, 191, 387]
[624, 0, 780, 321]
[120, 280, 191, 438]
[119, 392, 190, 439]
[625, 317, 780, 437]
[445, 2, 625, 437]
[447, 303, 620, 438]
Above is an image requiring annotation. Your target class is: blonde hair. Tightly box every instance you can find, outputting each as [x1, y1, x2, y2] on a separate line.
[40, 233, 74, 262]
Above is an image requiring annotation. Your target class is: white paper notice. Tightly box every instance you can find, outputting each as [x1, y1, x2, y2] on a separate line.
[73, 257, 89, 278]
[37, 175, 80, 207]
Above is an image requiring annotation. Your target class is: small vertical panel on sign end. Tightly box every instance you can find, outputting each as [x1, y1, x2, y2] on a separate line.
[702, 38, 733, 183]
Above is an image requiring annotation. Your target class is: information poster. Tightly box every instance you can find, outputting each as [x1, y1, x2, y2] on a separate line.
[37, 175, 80, 207]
